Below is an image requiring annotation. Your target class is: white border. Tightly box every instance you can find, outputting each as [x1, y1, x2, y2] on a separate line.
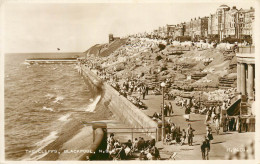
[1, 0, 259, 164]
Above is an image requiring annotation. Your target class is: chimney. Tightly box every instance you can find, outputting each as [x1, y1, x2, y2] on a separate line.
[233, 6, 236, 9]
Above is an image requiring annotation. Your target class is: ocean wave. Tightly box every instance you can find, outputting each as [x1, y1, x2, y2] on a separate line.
[24, 131, 59, 160]
[21, 61, 30, 65]
[45, 93, 55, 99]
[85, 95, 101, 112]
[58, 113, 71, 122]
[42, 106, 54, 112]
[53, 96, 64, 103]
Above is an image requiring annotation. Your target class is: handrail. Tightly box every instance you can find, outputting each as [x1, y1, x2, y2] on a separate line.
[107, 127, 156, 129]
[226, 98, 241, 116]
[238, 46, 255, 53]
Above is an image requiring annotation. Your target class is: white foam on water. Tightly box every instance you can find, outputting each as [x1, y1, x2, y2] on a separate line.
[42, 106, 53, 112]
[58, 113, 71, 122]
[53, 96, 64, 103]
[85, 95, 101, 112]
[24, 131, 59, 160]
[21, 61, 30, 65]
[45, 93, 55, 99]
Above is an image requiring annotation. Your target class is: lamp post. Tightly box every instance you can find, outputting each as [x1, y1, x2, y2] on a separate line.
[161, 82, 166, 142]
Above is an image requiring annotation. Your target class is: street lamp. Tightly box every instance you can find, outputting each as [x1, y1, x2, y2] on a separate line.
[161, 82, 166, 142]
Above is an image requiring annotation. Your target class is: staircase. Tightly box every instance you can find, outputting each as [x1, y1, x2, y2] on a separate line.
[99, 39, 128, 57]
[191, 73, 207, 80]
[226, 98, 241, 116]
[218, 76, 236, 89]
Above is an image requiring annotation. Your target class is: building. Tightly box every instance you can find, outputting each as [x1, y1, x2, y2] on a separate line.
[241, 7, 255, 40]
[184, 21, 191, 36]
[166, 24, 176, 39]
[236, 46, 255, 115]
[174, 23, 185, 39]
[201, 17, 209, 37]
[208, 14, 218, 37]
[151, 4, 254, 42]
[108, 34, 120, 43]
[211, 5, 255, 41]
[216, 4, 231, 41]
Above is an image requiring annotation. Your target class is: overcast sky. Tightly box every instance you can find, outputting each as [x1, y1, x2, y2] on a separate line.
[3, 1, 256, 53]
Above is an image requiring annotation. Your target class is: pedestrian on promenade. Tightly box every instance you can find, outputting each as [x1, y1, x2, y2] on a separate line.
[141, 85, 146, 100]
[215, 116, 220, 135]
[184, 105, 191, 121]
[164, 104, 168, 117]
[201, 136, 210, 160]
[168, 102, 173, 116]
[206, 125, 213, 141]
[146, 85, 149, 95]
[187, 124, 195, 146]
[180, 129, 186, 145]
[205, 107, 211, 124]
[170, 123, 176, 140]
[222, 114, 228, 132]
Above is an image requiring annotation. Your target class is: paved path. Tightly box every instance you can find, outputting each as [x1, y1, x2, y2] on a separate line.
[137, 94, 254, 160]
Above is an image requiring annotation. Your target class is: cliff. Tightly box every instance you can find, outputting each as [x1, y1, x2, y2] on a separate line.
[84, 39, 128, 57]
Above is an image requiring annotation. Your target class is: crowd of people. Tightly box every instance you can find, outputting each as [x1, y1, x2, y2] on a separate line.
[107, 133, 160, 160]
[78, 35, 253, 160]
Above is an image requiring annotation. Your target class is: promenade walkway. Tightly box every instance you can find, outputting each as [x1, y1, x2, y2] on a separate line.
[138, 94, 254, 160]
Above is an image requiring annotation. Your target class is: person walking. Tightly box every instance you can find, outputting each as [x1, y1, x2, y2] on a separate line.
[206, 125, 213, 141]
[201, 136, 210, 160]
[187, 124, 195, 146]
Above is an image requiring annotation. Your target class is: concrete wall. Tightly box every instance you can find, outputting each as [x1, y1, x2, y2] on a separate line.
[80, 65, 158, 138]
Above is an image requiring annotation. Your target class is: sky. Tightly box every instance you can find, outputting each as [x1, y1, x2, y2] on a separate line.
[3, 0, 256, 53]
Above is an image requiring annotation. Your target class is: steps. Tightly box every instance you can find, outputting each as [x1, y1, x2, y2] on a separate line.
[218, 76, 236, 89]
[191, 73, 207, 80]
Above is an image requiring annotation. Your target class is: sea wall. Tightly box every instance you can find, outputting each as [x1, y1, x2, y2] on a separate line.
[80, 64, 158, 138]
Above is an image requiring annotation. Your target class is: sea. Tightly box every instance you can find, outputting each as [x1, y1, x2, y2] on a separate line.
[4, 53, 102, 160]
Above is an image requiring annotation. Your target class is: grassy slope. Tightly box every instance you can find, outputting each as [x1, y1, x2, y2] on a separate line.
[85, 39, 128, 57]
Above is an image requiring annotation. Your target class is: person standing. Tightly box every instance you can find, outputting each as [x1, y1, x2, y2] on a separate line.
[146, 85, 149, 95]
[187, 124, 195, 146]
[184, 105, 191, 121]
[170, 123, 176, 141]
[180, 129, 186, 146]
[201, 136, 210, 160]
[168, 102, 173, 116]
[142, 85, 146, 100]
[222, 114, 228, 132]
[164, 104, 168, 117]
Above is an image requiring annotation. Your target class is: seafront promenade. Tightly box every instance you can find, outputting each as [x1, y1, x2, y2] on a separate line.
[80, 65, 254, 160]
[140, 94, 254, 159]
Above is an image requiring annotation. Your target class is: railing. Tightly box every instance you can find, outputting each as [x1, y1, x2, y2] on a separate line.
[226, 98, 241, 116]
[238, 46, 255, 53]
[107, 127, 158, 142]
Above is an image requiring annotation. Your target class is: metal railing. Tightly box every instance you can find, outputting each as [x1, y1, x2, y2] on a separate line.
[238, 46, 255, 53]
[107, 127, 158, 142]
